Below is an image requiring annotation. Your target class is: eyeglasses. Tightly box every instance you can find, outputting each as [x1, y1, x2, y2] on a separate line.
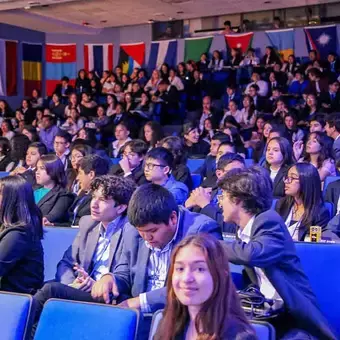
[283, 176, 300, 184]
[144, 162, 166, 171]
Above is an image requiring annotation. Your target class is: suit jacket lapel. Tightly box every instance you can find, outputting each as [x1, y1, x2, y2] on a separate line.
[83, 223, 101, 271]
[37, 186, 57, 208]
[135, 237, 151, 293]
[108, 227, 123, 268]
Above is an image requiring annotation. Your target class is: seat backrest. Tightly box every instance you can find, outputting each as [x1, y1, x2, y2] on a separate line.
[0, 292, 33, 340]
[324, 201, 334, 218]
[0, 171, 9, 178]
[186, 158, 205, 173]
[191, 173, 202, 189]
[148, 309, 163, 340]
[42, 227, 79, 281]
[323, 176, 340, 197]
[251, 321, 275, 340]
[295, 242, 340, 337]
[34, 299, 139, 340]
[110, 157, 120, 164]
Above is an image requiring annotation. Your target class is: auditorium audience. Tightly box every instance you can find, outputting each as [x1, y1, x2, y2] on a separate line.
[0, 137, 12, 171]
[183, 122, 210, 157]
[154, 234, 256, 340]
[109, 122, 132, 158]
[0, 175, 43, 294]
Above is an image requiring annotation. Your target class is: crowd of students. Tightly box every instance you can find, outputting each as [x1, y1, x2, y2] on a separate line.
[0, 46, 340, 339]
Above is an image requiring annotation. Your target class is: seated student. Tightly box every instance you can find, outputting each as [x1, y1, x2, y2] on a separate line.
[309, 114, 326, 133]
[142, 121, 164, 151]
[54, 130, 72, 171]
[7, 134, 31, 172]
[245, 71, 269, 97]
[186, 153, 245, 233]
[325, 113, 340, 163]
[34, 154, 75, 225]
[39, 115, 60, 152]
[293, 131, 336, 181]
[110, 139, 148, 186]
[264, 137, 293, 198]
[183, 122, 210, 158]
[219, 167, 336, 339]
[154, 234, 256, 340]
[275, 163, 331, 241]
[305, 67, 329, 96]
[11, 142, 47, 188]
[66, 143, 93, 194]
[195, 132, 230, 187]
[159, 136, 193, 191]
[144, 147, 189, 205]
[0, 175, 43, 294]
[54, 76, 74, 98]
[222, 84, 241, 111]
[108, 122, 132, 158]
[65, 155, 110, 227]
[0, 137, 13, 171]
[49, 93, 66, 120]
[91, 184, 222, 313]
[32, 176, 137, 320]
[299, 94, 319, 123]
[283, 112, 305, 144]
[319, 79, 340, 114]
[247, 84, 268, 113]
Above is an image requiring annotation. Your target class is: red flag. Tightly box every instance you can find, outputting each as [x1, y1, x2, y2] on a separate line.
[6, 41, 17, 96]
[46, 44, 76, 63]
[225, 32, 254, 54]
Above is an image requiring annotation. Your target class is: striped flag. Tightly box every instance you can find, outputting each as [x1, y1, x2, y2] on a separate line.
[266, 29, 294, 61]
[0, 40, 18, 96]
[22, 42, 43, 96]
[148, 40, 177, 71]
[184, 36, 213, 62]
[46, 43, 77, 96]
[84, 44, 113, 75]
[118, 42, 145, 75]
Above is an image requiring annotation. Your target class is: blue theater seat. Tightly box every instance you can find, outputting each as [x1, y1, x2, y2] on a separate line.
[191, 173, 202, 189]
[0, 171, 9, 178]
[295, 242, 340, 337]
[0, 292, 33, 340]
[186, 158, 205, 173]
[42, 227, 78, 281]
[111, 157, 121, 164]
[323, 176, 340, 197]
[34, 299, 139, 340]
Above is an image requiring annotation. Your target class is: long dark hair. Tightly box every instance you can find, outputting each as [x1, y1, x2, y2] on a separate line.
[303, 131, 334, 169]
[160, 136, 188, 166]
[38, 154, 67, 188]
[280, 163, 323, 228]
[154, 234, 254, 340]
[0, 175, 43, 240]
[142, 121, 164, 148]
[265, 137, 293, 168]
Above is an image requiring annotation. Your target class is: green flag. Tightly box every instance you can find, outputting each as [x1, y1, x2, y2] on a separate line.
[184, 36, 213, 62]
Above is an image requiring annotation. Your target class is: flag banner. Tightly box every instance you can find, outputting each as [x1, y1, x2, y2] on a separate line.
[184, 36, 213, 62]
[266, 29, 294, 61]
[225, 32, 254, 54]
[84, 43, 113, 76]
[0, 40, 18, 96]
[22, 43, 43, 96]
[148, 40, 177, 71]
[304, 25, 337, 60]
[46, 43, 77, 96]
[118, 42, 145, 76]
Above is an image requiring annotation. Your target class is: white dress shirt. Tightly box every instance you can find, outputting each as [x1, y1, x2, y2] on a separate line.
[245, 80, 269, 97]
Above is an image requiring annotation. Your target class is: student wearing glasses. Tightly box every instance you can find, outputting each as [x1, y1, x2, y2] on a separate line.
[144, 147, 189, 205]
[109, 140, 148, 186]
[275, 163, 331, 241]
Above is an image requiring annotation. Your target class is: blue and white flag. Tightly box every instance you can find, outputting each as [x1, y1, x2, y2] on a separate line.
[304, 25, 337, 60]
[148, 40, 177, 71]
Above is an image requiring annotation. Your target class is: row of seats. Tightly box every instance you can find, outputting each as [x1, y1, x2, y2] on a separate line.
[1, 292, 275, 340]
[41, 227, 340, 337]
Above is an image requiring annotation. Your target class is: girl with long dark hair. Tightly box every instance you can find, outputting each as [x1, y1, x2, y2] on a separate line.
[154, 234, 255, 340]
[0, 175, 43, 293]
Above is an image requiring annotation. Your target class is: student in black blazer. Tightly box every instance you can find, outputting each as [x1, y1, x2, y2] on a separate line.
[264, 136, 293, 198]
[34, 154, 75, 226]
[275, 163, 332, 241]
[109, 139, 148, 186]
[0, 175, 43, 294]
[219, 167, 336, 339]
[0, 137, 13, 171]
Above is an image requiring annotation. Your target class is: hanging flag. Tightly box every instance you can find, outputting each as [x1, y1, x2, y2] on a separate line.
[148, 40, 177, 71]
[22, 43, 43, 96]
[304, 25, 337, 60]
[225, 32, 254, 54]
[84, 43, 113, 76]
[118, 42, 145, 76]
[0, 40, 17, 96]
[45, 43, 77, 96]
[184, 36, 213, 62]
[266, 29, 294, 61]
